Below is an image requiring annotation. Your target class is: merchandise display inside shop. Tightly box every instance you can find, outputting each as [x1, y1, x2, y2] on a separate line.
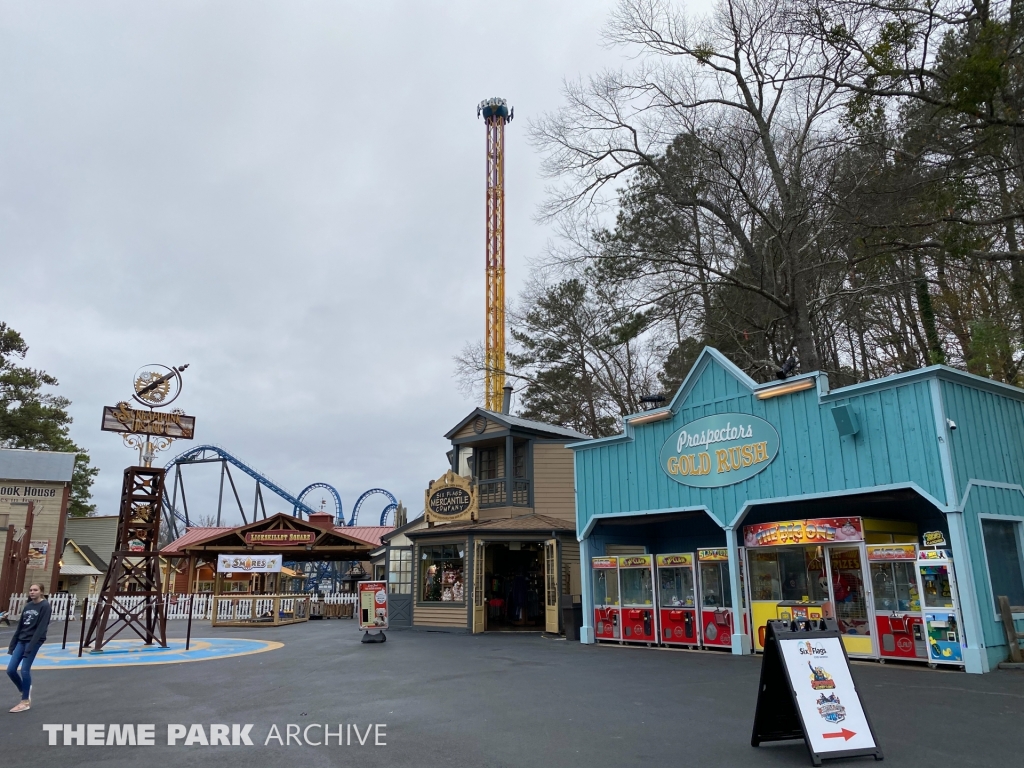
[420, 544, 466, 603]
[482, 541, 545, 630]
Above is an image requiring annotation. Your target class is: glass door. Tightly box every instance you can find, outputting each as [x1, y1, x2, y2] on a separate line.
[827, 546, 874, 656]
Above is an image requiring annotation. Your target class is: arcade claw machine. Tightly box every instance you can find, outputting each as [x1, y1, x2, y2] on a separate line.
[868, 544, 926, 662]
[698, 548, 736, 649]
[618, 555, 657, 644]
[656, 554, 698, 647]
[592, 556, 620, 641]
[917, 549, 966, 666]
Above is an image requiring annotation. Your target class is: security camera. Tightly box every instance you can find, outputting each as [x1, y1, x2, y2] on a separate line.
[946, 418, 957, 430]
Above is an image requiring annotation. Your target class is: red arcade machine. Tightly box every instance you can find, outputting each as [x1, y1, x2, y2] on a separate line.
[619, 555, 657, 644]
[657, 553, 699, 647]
[698, 548, 736, 649]
[592, 556, 620, 641]
[868, 544, 926, 662]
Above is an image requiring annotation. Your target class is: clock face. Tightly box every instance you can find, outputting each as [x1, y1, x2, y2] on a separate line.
[133, 364, 182, 407]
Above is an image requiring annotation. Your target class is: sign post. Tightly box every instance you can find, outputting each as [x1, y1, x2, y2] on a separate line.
[358, 580, 388, 644]
[752, 619, 882, 766]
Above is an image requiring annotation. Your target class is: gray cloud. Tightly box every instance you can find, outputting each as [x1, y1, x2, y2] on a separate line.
[0, 1, 623, 524]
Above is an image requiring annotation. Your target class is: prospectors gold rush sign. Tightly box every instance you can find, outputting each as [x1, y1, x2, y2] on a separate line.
[425, 471, 477, 523]
[101, 402, 196, 438]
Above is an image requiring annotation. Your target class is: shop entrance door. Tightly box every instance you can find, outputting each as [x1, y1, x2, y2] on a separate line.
[826, 546, 874, 657]
[544, 539, 559, 634]
[472, 540, 486, 633]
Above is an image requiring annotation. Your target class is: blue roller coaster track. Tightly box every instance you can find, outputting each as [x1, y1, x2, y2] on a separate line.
[160, 444, 397, 540]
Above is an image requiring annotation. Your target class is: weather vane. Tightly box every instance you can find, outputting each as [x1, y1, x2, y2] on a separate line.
[100, 363, 196, 467]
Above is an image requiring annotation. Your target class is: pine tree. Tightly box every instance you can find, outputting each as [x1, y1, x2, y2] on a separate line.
[0, 322, 97, 516]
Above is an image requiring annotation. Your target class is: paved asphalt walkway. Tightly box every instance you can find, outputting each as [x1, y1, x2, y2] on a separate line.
[1, 621, 1021, 767]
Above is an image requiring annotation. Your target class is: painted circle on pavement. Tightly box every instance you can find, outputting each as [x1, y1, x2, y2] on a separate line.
[29, 638, 282, 669]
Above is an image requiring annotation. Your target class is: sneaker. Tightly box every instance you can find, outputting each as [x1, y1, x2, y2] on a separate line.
[9, 702, 30, 713]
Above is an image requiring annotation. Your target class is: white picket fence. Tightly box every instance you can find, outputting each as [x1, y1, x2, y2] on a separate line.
[5, 591, 358, 622]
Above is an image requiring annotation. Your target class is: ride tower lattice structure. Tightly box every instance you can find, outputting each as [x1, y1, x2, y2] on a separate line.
[478, 97, 513, 413]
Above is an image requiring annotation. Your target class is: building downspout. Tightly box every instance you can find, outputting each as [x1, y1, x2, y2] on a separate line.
[929, 377, 988, 673]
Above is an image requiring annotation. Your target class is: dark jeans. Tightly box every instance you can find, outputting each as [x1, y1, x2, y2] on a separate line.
[6, 642, 38, 700]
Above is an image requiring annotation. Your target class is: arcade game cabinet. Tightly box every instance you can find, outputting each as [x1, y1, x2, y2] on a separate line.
[657, 553, 699, 647]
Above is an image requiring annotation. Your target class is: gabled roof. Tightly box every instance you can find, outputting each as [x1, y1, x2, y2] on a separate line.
[160, 513, 393, 556]
[0, 447, 77, 482]
[60, 539, 105, 576]
[341, 526, 392, 547]
[408, 513, 575, 537]
[570, 345, 1024, 453]
[76, 544, 108, 572]
[445, 408, 589, 441]
[161, 527, 235, 556]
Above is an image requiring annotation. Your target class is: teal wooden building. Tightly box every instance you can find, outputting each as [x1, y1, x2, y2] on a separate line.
[569, 348, 1024, 673]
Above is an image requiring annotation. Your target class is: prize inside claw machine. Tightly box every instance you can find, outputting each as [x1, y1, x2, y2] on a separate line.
[868, 544, 926, 661]
[917, 549, 965, 666]
[656, 554, 698, 647]
[744, 517, 874, 657]
[697, 549, 737, 649]
[618, 555, 657, 644]
[592, 557, 620, 641]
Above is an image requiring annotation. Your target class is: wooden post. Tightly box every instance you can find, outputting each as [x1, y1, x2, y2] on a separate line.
[48, 484, 71, 594]
[14, 502, 36, 595]
[998, 595, 1023, 663]
[0, 524, 17, 612]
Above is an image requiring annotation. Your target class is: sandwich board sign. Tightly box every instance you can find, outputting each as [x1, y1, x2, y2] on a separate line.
[751, 619, 882, 766]
[358, 581, 388, 643]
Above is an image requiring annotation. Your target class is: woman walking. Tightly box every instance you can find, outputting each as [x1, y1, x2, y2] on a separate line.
[7, 583, 51, 713]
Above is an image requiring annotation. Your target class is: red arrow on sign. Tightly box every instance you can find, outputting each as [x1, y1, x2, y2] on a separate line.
[822, 729, 856, 741]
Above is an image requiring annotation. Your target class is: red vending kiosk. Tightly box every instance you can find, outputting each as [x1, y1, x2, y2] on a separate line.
[698, 548, 735, 649]
[592, 556, 620, 641]
[619, 555, 657, 644]
[868, 544, 926, 662]
[656, 553, 699, 647]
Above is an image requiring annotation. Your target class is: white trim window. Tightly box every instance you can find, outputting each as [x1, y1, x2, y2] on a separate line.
[981, 518, 1024, 612]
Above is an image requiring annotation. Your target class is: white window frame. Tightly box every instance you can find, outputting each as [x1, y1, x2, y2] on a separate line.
[977, 514, 1024, 621]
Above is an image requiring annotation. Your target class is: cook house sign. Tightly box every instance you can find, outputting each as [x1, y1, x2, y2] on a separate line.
[659, 413, 779, 488]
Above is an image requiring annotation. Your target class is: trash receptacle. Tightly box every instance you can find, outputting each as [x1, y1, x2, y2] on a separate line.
[561, 594, 583, 641]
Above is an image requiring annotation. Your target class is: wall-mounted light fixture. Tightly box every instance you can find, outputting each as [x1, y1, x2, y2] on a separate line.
[628, 410, 673, 426]
[755, 378, 815, 400]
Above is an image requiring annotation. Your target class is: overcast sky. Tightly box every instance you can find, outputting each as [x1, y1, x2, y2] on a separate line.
[0, 2, 652, 526]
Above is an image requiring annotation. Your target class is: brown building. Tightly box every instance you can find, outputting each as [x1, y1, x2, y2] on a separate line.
[386, 408, 586, 633]
[0, 448, 77, 599]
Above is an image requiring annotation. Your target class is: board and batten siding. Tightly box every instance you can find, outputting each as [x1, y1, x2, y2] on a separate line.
[938, 380, 1024, 666]
[532, 443, 576, 524]
[942, 379, 1024, 493]
[573, 356, 947, 531]
[452, 418, 507, 440]
[64, 516, 119, 568]
[559, 536, 582, 596]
